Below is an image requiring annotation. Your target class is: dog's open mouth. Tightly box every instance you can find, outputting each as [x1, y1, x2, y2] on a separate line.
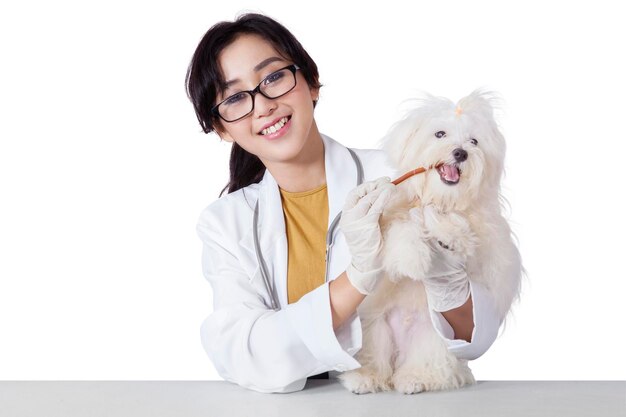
[437, 164, 461, 185]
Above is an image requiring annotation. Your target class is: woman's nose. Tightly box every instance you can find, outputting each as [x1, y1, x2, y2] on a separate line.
[253, 93, 277, 117]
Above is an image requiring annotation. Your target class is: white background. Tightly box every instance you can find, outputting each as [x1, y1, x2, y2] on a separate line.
[1, 0, 625, 380]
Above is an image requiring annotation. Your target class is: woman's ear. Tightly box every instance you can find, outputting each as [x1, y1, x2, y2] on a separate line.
[214, 123, 235, 143]
[309, 86, 320, 103]
[219, 133, 235, 143]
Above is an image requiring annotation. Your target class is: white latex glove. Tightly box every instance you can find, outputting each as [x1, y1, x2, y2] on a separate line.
[409, 208, 471, 312]
[340, 177, 395, 295]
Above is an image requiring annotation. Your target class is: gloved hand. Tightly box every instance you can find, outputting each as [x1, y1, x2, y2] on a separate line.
[340, 176, 396, 295]
[409, 208, 471, 312]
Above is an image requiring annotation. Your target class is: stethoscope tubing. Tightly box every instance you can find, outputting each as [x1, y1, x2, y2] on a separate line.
[253, 148, 364, 311]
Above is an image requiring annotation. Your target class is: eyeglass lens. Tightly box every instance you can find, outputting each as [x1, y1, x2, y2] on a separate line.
[218, 67, 296, 122]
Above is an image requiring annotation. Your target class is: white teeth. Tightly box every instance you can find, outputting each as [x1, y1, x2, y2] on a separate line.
[261, 117, 288, 135]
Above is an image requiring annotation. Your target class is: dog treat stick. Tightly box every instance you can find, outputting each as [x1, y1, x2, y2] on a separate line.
[392, 163, 443, 185]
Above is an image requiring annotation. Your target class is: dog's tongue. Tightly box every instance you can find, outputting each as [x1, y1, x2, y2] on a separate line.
[443, 165, 460, 182]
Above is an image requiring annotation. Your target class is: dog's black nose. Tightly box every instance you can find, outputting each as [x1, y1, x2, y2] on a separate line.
[453, 148, 468, 162]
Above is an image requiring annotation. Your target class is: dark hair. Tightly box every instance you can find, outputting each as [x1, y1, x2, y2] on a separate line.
[185, 13, 322, 197]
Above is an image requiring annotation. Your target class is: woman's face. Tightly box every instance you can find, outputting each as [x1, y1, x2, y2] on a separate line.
[214, 34, 320, 167]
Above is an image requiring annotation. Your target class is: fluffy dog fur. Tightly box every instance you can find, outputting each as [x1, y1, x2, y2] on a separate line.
[338, 90, 522, 394]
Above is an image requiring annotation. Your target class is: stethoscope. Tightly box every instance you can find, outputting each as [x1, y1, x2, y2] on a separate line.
[253, 148, 364, 311]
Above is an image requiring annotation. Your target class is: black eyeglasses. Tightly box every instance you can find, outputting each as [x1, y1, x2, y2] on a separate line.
[212, 64, 301, 123]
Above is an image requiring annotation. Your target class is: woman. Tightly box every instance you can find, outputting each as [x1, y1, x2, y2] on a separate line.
[186, 13, 496, 394]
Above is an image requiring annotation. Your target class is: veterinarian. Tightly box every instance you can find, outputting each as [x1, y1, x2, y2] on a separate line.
[186, 13, 501, 394]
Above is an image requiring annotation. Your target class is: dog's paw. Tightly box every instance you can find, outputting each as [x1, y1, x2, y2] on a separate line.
[391, 372, 427, 394]
[338, 369, 392, 394]
[423, 206, 477, 256]
[392, 364, 476, 394]
[437, 240, 452, 250]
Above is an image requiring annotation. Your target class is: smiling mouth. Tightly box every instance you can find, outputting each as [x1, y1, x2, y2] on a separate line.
[258, 115, 292, 136]
[437, 164, 461, 185]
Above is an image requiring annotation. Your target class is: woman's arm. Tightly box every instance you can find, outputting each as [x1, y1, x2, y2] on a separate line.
[198, 220, 362, 393]
[329, 270, 366, 331]
[440, 295, 474, 342]
[331, 267, 476, 342]
[428, 280, 501, 360]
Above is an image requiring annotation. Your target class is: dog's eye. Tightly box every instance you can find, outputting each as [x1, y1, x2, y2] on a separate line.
[435, 131, 446, 138]
[470, 138, 478, 145]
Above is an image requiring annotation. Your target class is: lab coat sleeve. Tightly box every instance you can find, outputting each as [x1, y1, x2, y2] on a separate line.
[197, 222, 362, 394]
[427, 279, 501, 360]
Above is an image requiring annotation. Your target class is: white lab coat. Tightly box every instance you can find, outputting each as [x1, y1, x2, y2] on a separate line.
[196, 134, 502, 393]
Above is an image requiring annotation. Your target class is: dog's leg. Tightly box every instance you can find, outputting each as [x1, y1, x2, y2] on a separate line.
[381, 216, 432, 281]
[423, 206, 478, 257]
[391, 306, 475, 394]
[338, 311, 395, 394]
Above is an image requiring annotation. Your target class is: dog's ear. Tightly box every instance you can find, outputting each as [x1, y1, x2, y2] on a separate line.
[458, 89, 507, 189]
[377, 98, 434, 169]
[379, 115, 419, 168]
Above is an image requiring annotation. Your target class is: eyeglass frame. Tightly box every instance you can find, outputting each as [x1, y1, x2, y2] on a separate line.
[211, 64, 301, 123]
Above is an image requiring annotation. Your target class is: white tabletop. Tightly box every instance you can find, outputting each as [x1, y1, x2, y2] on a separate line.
[1, 380, 624, 417]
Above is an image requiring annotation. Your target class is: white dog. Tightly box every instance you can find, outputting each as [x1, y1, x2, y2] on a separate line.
[339, 90, 523, 394]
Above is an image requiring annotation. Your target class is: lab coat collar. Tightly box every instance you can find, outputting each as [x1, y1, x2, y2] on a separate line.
[238, 134, 359, 306]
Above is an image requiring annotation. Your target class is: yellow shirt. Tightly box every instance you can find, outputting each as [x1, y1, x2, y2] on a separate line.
[279, 183, 329, 304]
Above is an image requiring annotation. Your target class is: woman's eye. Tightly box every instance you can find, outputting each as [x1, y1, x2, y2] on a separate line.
[470, 138, 478, 145]
[435, 131, 446, 138]
[264, 70, 285, 85]
[223, 92, 247, 106]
